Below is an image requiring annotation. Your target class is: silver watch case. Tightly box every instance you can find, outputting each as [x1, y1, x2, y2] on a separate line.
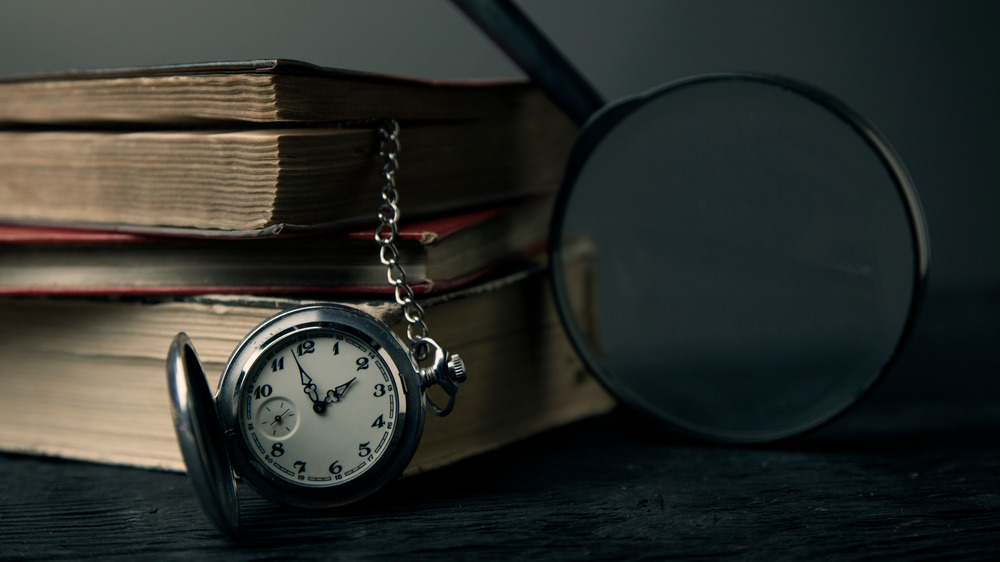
[168, 304, 426, 535]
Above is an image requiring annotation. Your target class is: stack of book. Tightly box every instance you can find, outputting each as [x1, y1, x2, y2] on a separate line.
[0, 60, 613, 474]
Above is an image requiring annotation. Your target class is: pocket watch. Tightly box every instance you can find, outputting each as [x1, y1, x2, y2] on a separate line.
[167, 121, 466, 536]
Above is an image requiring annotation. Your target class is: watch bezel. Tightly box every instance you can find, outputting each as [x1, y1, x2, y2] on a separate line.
[216, 304, 425, 509]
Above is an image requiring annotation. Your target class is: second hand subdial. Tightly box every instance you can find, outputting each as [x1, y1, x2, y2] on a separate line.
[255, 397, 299, 438]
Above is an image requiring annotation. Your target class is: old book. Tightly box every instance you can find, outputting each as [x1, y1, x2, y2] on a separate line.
[0, 198, 552, 296]
[0, 254, 612, 475]
[0, 60, 575, 232]
[0, 60, 556, 125]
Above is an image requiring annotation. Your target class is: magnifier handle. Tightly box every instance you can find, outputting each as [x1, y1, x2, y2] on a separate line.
[450, 0, 605, 126]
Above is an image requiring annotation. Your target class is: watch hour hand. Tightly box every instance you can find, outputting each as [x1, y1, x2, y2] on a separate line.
[325, 377, 357, 404]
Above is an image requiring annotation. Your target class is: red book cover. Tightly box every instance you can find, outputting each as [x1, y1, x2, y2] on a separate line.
[0, 200, 551, 297]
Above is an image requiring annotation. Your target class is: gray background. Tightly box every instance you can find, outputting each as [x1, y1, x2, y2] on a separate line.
[1, 0, 996, 295]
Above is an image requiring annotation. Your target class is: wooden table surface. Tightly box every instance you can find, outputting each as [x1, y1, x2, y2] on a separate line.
[1, 291, 997, 560]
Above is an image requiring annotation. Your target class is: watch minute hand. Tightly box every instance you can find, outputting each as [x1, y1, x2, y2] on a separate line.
[290, 352, 312, 385]
[290, 352, 325, 411]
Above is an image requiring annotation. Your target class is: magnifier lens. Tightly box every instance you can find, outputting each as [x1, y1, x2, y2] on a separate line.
[552, 76, 925, 442]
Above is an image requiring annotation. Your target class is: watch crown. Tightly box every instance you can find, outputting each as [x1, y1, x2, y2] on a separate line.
[447, 354, 467, 384]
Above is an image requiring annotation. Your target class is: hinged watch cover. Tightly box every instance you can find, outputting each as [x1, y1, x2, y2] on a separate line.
[167, 333, 240, 536]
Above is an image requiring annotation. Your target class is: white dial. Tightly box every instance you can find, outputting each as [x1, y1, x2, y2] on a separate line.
[239, 328, 399, 487]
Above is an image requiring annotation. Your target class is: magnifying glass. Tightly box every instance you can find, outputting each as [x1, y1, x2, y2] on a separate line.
[453, 0, 929, 443]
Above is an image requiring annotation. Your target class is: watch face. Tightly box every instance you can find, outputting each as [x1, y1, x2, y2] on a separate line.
[239, 328, 400, 487]
[217, 305, 424, 508]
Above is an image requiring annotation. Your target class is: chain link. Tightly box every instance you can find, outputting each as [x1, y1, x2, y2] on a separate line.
[376, 120, 433, 361]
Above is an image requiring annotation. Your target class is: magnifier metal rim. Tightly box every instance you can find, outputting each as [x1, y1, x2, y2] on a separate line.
[548, 72, 929, 443]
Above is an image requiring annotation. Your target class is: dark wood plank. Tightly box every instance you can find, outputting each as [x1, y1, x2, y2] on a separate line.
[1, 291, 998, 559]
